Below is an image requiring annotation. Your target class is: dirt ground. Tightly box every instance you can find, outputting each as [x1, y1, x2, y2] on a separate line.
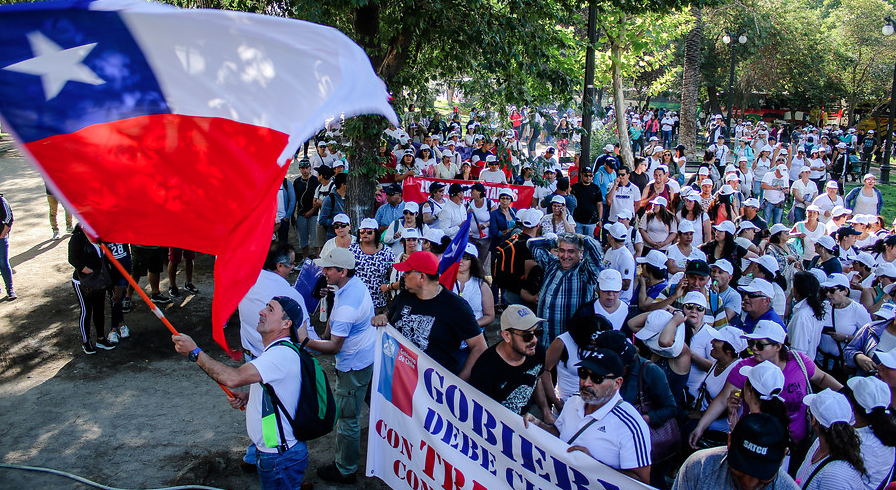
[0, 139, 393, 490]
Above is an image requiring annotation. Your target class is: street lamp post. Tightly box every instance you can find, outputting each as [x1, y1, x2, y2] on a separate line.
[881, 17, 896, 184]
[722, 31, 747, 133]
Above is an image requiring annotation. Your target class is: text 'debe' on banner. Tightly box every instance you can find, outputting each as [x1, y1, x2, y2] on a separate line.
[367, 325, 655, 490]
[402, 176, 535, 209]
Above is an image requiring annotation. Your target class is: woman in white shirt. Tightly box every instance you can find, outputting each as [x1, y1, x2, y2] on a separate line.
[819, 274, 872, 376]
[737, 156, 754, 198]
[539, 195, 575, 235]
[690, 326, 746, 433]
[320, 213, 356, 257]
[414, 145, 437, 176]
[812, 180, 845, 223]
[845, 376, 896, 490]
[639, 196, 678, 252]
[791, 205, 826, 267]
[788, 271, 828, 360]
[752, 145, 773, 196]
[677, 192, 712, 246]
[789, 166, 818, 224]
[382, 202, 429, 256]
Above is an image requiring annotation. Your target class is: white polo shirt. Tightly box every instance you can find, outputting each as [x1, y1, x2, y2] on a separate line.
[602, 245, 636, 304]
[248, 338, 302, 453]
[555, 391, 652, 470]
[330, 276, 376, 372]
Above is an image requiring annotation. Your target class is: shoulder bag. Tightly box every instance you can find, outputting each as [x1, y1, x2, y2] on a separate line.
[635, 360, 681, 462]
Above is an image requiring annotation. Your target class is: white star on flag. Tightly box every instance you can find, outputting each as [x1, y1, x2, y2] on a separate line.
[3, 31, 105, 100]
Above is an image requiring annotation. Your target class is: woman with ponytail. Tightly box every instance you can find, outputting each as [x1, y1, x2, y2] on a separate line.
[796, 389, 866, 489]
[846, 376, 896, 490]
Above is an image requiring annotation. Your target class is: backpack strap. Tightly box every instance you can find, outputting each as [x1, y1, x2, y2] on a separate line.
[259, 339, 303, 453]
[800, 457, 835, 489]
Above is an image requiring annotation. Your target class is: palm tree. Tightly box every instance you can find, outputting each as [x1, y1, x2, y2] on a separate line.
[680, 6, 703, 159]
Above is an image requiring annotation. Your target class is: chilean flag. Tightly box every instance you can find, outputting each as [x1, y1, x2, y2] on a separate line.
[437, 213, 471, 290]
[0, 0, 398, 356]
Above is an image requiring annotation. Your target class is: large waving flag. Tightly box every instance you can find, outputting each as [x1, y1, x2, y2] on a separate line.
[0, 0, 398, 356]
[438, 213, 472, 290]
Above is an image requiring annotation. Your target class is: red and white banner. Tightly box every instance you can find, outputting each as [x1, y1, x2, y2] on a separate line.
[402, 176, 535, 209]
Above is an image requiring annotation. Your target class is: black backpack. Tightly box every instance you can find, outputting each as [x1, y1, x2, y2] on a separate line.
[261, 339, 337, 443]
[492, 233, 529, 290]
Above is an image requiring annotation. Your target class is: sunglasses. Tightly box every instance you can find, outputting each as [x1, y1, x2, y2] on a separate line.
[684, 304, 706, 312]
[823, 287, 846, 294]
[359, 229, 374, 235]
[577, 367, 617, 385]
[511, 328, 543, 342]
[334, 223, 349, 229]
[745, 292, 767, 299]
[748, 340, 774, 350]
[404, 210, 417, 215]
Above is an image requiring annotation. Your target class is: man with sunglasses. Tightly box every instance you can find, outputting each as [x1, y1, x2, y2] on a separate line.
[739, 278, 784, 334]
[524, 349, 652, 483]
[470, 305, 549, 417]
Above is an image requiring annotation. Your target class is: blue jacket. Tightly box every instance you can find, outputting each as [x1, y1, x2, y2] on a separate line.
[488, 208, 518, 251]
[844, 318, 891, 375]
[280, 178, 296, 219]
[844, 186, 883, 215]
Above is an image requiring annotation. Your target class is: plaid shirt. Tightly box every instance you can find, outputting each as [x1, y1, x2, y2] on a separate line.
[528, 236, 604, 347]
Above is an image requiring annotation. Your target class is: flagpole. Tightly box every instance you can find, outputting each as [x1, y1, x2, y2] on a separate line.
[98, 243, 243, 408]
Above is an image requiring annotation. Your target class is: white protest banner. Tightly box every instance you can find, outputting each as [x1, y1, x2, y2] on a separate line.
[366, 325, 656, 490]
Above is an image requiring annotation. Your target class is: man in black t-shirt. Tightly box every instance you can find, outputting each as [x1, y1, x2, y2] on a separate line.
[372, 251, 486, 380]
[470, 305, 548, 417]
[570, 168, 602, 237]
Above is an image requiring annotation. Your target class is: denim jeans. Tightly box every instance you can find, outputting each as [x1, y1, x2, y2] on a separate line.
[0, 237, 11, 292]
[762, 200, 784, 225]
[256, 441, 309, 490]
[575, 223, 597, 238]
[294, 214, 317, 249]
[662, 130, 673, 149]
[792, 206, 806, 224]
[335, 365, 373, 475]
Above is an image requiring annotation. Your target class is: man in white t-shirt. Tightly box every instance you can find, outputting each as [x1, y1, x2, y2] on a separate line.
[760, 164, 789, 225]
[604, 223, 636, 304]
[173, 296, 309, 486]
[479, 155, 508, 184]
[607, 166, 639, 223]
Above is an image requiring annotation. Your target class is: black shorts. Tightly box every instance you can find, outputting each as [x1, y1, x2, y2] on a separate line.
[131, 246, 166, 276]
[108, 257, 132, 287]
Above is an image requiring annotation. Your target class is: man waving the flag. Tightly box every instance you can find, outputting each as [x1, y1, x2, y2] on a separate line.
[0, 0, 398, 357]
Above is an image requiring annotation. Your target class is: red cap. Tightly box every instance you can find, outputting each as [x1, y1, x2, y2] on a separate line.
[393, 251, 439, 275]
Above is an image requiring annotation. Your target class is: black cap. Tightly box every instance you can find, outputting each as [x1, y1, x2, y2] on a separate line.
[836, 225, 861, 237]
[576, 349, 624, 377]
[317, 165, 335, 179]
[272, 296, 304, 329]
[470, 182, 486, 194]
[448, 183, 465, 196]
[728, 413, 788, 481]
[595, 330, 638, 366]
[685, 259, 711, 277]
[385, 183, 402, 195]
[429, 182, 446, 193]
[675, 144, 686, 152]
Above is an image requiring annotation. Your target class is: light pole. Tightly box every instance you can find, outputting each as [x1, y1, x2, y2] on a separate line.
[881, 16, 896, 184]
[580, 0, 597, 171]
[722, 31, 747, 133]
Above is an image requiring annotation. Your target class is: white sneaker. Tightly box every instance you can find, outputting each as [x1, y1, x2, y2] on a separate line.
[119, 325, 130, 339]
[107, 331, 120, 344]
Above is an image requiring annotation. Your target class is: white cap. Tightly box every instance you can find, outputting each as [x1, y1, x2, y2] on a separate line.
[636, 310, 673, 340]
[826, 180, 839, 189]
[810, 268, 828, 285]
[463, 242, 478, 257]
[401, 228, 420, 240]
[738, 221, 760, 232]
[831, 206, 852, 217]
[726, 173, 741, 182]
[521, 209, 543, 228]
[740, 278, 775, 299]
[707, 326, 748, 354]
[713, 220, 736, 235]
[419, 144, 431, 150]
[853, 252, 875, 269]
[743, 319, 787, 344]
[769, 223, 789, 236]
[800, 165, 811, 174]
[498, 188, 515, 201]
[333, 213, 350, 225]
[616, 208, 634, 221]
[876, 262, 896, 279]
[847, 376, 891, 412]
[806, 204, 823, 213]
[686, 192, 700, 202]
[653, 146, 665, 154]
[803, 389, 853, 428]
[739, 361, 785, 400]
[650, 196, 668, 207]
[485, 154, 499, 163]
[404, 201, 419, 213]
[749, 255, 779, 274]
[698, 167, 710, 176]
[701, 179, 713, 187]
[760, 144, 773, 153]
[864, 173, 876, 181]
[683, 290, 708, 308]
[878, 347, 896, 369]
[836, 142, 847, 148]
[678, 220, 695, 234]
[441, 150, 454, 158]
[604, 143, 615, 152]
[607, 222, 628, 240]
[636, 249, 668, 270]
[737, 155, 749, 162]
[743, 198, 760, 208]
[657, 164, 669, 174]
[815, 235, 836, 251]
[598, 269, 623, 292]
[821, 273, 850, 289]
[359, 217, 379, 230]
[711, 259, 734, 275]
[719, 184, 735, 195]
[551, 195, 566, 206]
[424, 228, 446, 244]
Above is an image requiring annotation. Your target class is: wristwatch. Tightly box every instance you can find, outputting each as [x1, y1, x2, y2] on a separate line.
[189, 347, 203, 362]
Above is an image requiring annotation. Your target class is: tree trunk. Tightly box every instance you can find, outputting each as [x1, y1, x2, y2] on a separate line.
[679, 6, 702, 158]
[611, 25, 633, 169]
[707, 84, 721, 117]
[345, 137, 379, 225]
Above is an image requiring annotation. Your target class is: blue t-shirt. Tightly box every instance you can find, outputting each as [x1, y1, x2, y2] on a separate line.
[741, 307, 785, 334]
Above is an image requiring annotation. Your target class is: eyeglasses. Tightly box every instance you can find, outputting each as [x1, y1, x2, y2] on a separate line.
[404, 210, 416, 215]
[334, 223, 349, 229]
[745, 292, 767, 299]
[511, 328, 543, 342]
[823, 287, 846, 295]
[684, 304, 706, 312]
[359, 229, 374, 235]
[499, 196, 512, 200]
[577, 367, 616, 385]
[747, 340, 774, 350]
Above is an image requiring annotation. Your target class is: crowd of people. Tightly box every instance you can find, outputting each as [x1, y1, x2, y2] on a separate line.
[4, 104, 893, 490]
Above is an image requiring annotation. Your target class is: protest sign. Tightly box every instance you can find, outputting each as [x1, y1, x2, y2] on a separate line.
[367, 325, 655, 490]
[402, 176, 534, 209]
